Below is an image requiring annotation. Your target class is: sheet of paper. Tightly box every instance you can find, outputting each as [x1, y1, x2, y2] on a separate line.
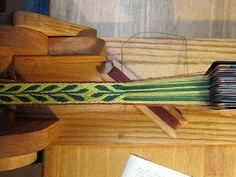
[122, 155, 191, 177]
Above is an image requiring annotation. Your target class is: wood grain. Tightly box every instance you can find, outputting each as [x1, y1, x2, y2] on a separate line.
[30, 105, 236, 145]
[50, 0, 236, 38]
[13, 11, 97, 37]
[106, 38, 236, 78]
[44, 145, 236, 177]
[48, 37, 107, 56]
[14, 59, 105, 82]
[0, 25, 48, 78]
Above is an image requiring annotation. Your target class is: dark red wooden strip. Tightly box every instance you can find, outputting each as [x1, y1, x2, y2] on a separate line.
[107, 66, 131, 82]
[148, 106, 180, 130]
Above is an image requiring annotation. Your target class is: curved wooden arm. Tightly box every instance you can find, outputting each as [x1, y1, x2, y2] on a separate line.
[13, 11, 97, 37]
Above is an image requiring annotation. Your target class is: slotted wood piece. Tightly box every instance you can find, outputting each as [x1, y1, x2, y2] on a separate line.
[15, 36, 107, 82]
[13, 11, 97, 37]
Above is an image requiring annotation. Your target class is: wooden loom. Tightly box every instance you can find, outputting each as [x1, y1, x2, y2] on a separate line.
[1, 11, 236, 171]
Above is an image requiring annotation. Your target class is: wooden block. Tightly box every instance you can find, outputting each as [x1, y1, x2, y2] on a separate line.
[48, 37, 107, 57]
[13, 11, 97, 37]
[14, 56, 105, 82]
[14, 36, 107, 81]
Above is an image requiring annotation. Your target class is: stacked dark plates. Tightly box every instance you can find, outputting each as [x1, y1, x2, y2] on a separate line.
[207, 61, 236, 109]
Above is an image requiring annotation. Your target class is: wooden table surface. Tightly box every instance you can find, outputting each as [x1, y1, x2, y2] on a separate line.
[46, 1, 236, 177]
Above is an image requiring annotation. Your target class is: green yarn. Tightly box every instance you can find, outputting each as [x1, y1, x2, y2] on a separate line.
[0, 75, 210, 105]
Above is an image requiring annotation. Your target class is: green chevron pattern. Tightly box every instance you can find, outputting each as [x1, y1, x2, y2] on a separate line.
[0, 75, 210, 105]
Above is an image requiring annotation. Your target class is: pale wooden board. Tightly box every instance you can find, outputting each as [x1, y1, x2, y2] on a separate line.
[44, 145, 236, 177]
[105, 38, 236, 78]
[50, 0, 236, 38]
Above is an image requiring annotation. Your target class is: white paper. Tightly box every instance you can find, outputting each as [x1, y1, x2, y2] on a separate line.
[122, 155, 191, 177]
